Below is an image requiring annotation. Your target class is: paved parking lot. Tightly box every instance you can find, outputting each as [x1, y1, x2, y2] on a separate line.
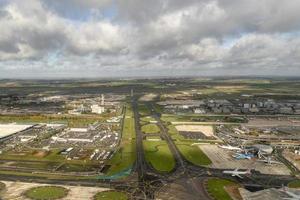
[199, 144, 290, 175]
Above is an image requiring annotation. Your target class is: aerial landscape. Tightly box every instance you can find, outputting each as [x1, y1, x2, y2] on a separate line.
[0, 78, 300, 199]
[1, 0, 300, 200]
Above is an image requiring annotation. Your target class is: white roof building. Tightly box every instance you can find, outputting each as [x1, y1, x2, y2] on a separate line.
[91, 104, 105, 114]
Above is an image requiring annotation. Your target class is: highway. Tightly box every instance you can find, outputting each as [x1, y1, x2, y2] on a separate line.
[148, 103, 186, 173]
[132, 98, 147, 180]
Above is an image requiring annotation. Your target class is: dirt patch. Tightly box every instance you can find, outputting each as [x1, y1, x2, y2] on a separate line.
[225, 185, 243, 200]
[175, 125, 214, 137]
[1, 181, 109, 200]
[32, 150, 49, 158]
[139, 93, 158, 101]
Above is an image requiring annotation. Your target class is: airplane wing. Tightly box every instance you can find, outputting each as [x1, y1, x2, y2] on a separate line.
[235, 174, 243, 179]
[257, 159, 267, 163]
[270, 161, 282, 165]
[257, 159, 282, 164]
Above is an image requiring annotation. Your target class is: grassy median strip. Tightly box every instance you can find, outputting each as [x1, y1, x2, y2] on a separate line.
[143, 140, 175, 172]
[106, 140, 136, 176]
[106, 105, 136, 176]
[167, 124, 185, 140]
[141, 124, 160, 134]
[175, 142, 211, 166]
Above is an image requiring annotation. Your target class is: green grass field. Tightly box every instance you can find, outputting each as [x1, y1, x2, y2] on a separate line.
[106, 140, 136, 176]
[175, 142, 211, 166]
[143, 140, 175, 172]
[138, 104, 151, 116]
[141, 124, 160, 134]
[94, 191, 128, 200]
[145, 136, 161, 140]
[123, 117, 135, 139]
[153, 104, 163, 113]
[206, 178, 237, 200]
[288, 180, 300, 188]
[106, 105, 136, 176]
[24, 186, 68, 200]
[140, 116, 156, 122]
[122, 105, 136, 139]
[0, 148, 99, 168]
[167, 124, 185, 140]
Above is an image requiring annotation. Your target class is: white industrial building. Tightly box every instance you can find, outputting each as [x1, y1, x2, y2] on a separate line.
[0, 124, 33, 139]
[91, 104, 105, 114]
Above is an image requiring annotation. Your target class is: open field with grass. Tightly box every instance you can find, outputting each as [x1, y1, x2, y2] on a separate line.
[0, 169, 98, 180]
[140, 116, 156, 122]
[143, 140, 175, 172]
[167, 124, 185, 140]
[138, 104, 151, 116]
[145, 136, 162, 141]
[105, 105, 136, 176]
[0, 148, 99, 168]
[106, 140, 136, 176]
[0, 150, 102, 175]
[175, 142, 211, 166]
[206, 178, 238, 200]
[153, 104, 163, 113]
[288, 180, 300, 188]
[141, 124, 160, 134]
[94, 190, 128, 200]
[122, 106, 136, 139]
[24, 186, 68, 200]
[2, 181, 108, 199]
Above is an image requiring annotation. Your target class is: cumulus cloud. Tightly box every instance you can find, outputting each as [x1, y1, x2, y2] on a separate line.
[0, 0, 126, 60]
[0, 0, 300, 77]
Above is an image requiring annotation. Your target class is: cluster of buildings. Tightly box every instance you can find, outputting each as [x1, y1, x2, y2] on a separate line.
[68, 94, 106, 115]
[159, 98, 300, 115]
[49, 124, 120, 161]
[0, 94, 64, 114]
[0, 93, 123, 116]
[67, 94, 122, 115]
[238, 187, 300, 200]
[0, 123, 65, 152]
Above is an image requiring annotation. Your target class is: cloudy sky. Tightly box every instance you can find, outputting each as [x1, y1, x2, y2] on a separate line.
[0, 0, 300, 78]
